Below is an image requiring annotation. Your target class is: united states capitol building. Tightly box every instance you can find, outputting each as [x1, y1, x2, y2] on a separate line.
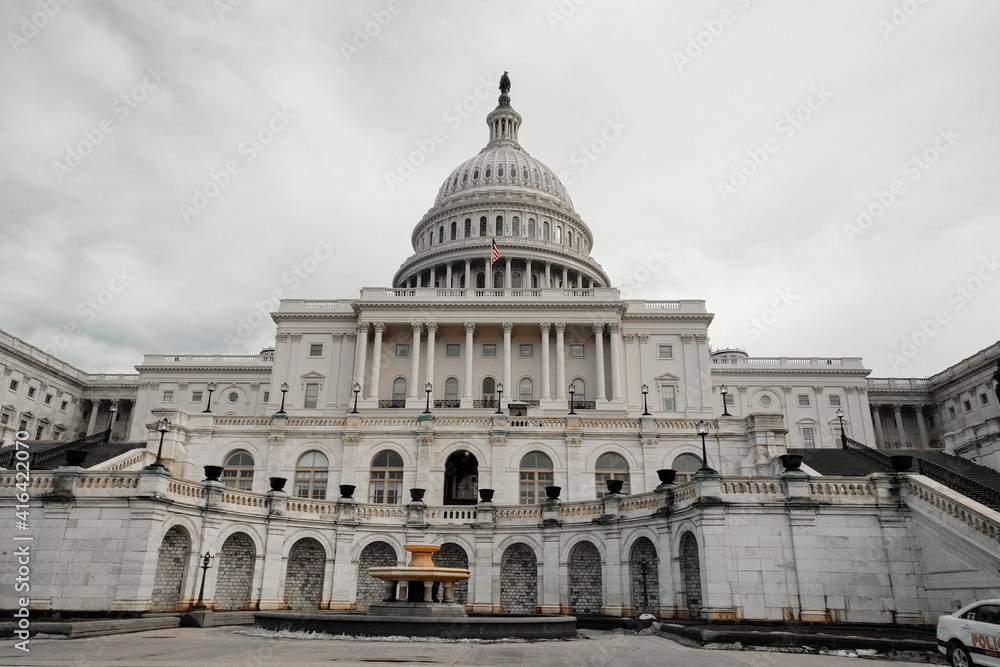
[1, 76, 998, 623]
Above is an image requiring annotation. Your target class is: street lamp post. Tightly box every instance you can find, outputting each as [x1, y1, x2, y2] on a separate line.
[495, 382, 503, 415]
[424, 382, 433, 414]
[191, 551, 215, 610]
[720, 385, 731, 417]
[276, 382, 289, 415]
[837, 407, 847, 448]
[641, 384, 650, 416]
[351, 381, 361, 414]
[148, 417, 169, 469]
[697, 420, 716, 473]
[106, 402, 117, 440]
[202, 382, 217, 413]
[568, 384, 576, 415]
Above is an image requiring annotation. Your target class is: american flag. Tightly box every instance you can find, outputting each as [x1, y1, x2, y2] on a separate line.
[490, 238, 500, 265]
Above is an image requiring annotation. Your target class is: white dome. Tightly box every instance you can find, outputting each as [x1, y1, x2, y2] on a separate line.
[433, 147, 574, 212]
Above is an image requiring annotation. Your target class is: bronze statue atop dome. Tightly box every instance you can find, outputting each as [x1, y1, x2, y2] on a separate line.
[499, 71, 511, 95]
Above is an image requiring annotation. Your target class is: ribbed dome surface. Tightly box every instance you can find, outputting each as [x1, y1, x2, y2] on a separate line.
[433, 147, 574, 211]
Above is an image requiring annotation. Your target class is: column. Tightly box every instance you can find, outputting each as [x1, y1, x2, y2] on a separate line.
[430, 266, 437, 288]
[504, 257, 512, 289]
[540, 323, 551, 400]
[561, 266, 568, 288]
[463, 322, 475, 405]
[544, 262, 551, 287]
[525, 259, 533, 289]
[555, 323, 566, 400]
[408, 323, 422, 400]
[367, 322, 384, 400]
[915, 407, 929, 448]
[576, 273, 582, 288]
[871, 405, 886, 447]
[594, 323, 607, 401]
[464, 259, 471, 290]
[893, 405, 907, 448]
[445, 262, 452, 289]
[608, 322, 622, 401]
[87, 400, 100, 435]
[353, 323, 369, 395]
[502, 322, 513, 403]
[425, 322, 437, 392]
[416, 273, 422, 288]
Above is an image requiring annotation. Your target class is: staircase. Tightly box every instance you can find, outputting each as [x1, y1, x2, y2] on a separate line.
[0, 429, 131, 469]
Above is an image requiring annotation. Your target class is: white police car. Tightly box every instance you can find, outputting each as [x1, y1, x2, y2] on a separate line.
[938, 600, 1000, 666]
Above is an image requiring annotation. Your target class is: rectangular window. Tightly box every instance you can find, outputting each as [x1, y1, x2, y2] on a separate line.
[657, 344, 673, 359]
[35, 425, 44, 439]
[309, 343, 323, 356]
[829, 395, 841, 407]
[304, 383, 319, 409]
[802, 427, 815, 447]
[724, 394, 734, 406]
[27, 387, 36, 398]
[519, 344, 533, 358]
[395, 343, 409, 357]
[964, 399, 972, 412]
[369, 470, 404, 504]
[446, 343, 460, 357]
[483, 344, 497, 357]
[0, 414, 8, 425]
[191, 390, 203, 402]
[949, 406, 956, 419]
[981, 393, 989, 406]
[797, 394, 810, 407]
[262, 391, 270, 403]
[60, 401, 68, 411]
[8, 379, 17, 391]
[570, 344, 585, 358]
[660, 385, 676, 412]
[44, 394, 52, 405]
[162, 390, 174, 403]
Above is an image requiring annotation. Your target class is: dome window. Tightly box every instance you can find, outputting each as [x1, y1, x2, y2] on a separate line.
[533, 170, 540, 183]
[512, 216, 520, 236]
[543, 173, 549, 186]
[528, 219, 536, 237]
[522, 168, 529, 180]
[473, 169, 479, 180]
[453, 176, 458, 188]
[498, 166, 504, 177]
[464, 218, 472, 237]
[495, 215, 504, 236]
[462, 172, 468, 183]
[485, 166, 491, 178]
[479, 216, 487, 236]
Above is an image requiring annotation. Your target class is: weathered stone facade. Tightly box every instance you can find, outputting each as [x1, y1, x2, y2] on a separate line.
[150, 525, 190, 612]
[355, 541, 397, 611]
[215, 532, 255, 611]
[680, 532, 702, 617]
[629, 537, 659, 614]
[568, 541, 602, 614]
[500, 543, 537, 614]
[283, 538, 325, 610]
[432, 542, 469, 607]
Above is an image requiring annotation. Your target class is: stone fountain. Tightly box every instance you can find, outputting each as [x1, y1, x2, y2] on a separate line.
[367, 544, 470, 616]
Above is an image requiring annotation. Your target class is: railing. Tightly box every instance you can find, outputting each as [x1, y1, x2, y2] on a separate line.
[377, 399, 406, 409]
[867, 378, 931, 390]
[473, 399, 497, 409]
[434, 400, 461, 408]
[711, 356, 865, 369]
[916, 458, 1000, 511]
[0, 429, 112, 469]
[141, 354, 273, 365]
[569, 400, 596, 411]
[843, 437, 892, 470]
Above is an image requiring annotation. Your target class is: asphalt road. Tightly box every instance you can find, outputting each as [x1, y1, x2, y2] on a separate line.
[3, 627, 936, 666]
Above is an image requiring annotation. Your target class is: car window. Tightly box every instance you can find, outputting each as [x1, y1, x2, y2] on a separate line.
[964, 605, 1000, 624]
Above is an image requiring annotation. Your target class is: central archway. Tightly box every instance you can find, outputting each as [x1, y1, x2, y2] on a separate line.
[444, 450, 478, 505]
[679, 532, 702, 618]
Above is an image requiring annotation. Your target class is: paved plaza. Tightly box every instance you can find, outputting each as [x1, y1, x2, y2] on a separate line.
[4, 628, 935, 666]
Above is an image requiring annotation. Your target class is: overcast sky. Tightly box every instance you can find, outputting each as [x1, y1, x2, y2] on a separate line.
[2, 0, 998, 379]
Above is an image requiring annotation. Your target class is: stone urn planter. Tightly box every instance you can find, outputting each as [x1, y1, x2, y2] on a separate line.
[268, 476, 287, 492]
[544, 485, 561, 501]
[890, 455, 914, 473]
[780, 454, 803, 471]
[203, 465, 224, 481]
[605, 479, 624, 495]
[65, 450, 88, 466]
[656, 469, 677, 485]
[339, 484, 356, 499]
[478, 488, 495, 502]
[409, 488, 426, 502]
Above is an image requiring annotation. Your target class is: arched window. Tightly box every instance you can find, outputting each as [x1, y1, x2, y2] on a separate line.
[512, 216, 520, 236]
[522, 167, 529, 180]
[519, 377, 533, 402]
[568, 230, 573, 247]
[555, 225, 562, 243]
[295, 451, 329, 499]
[498, 165, 504, 178]
[392, 378, 407, 401]
[444, 377, 459, 406]
[595, 452, 629, 498]
[369, 450, 404, 504]
[512, 271, 522, 288]
[476, 272, 485, 288]
[672, 453, 703, 483]
[438, 226, 444, 244]
[473, 169, 479, 180]
[479, 216, 487, 237]
[222, 450, 254, 490]
[462, 171, 468, 183]
[495, 215, 504, 236]
[482, 377, 496, 407]
[464, 218, 471, 238]
[570, 378, 586, 401]
[485, 166, 491, 178]
[493, 271, 503, 288]
[450, 221, 457, 240]
[528, 218, 536, 237]
[543, 222, 550, 240]
[519, 451, 553, 504]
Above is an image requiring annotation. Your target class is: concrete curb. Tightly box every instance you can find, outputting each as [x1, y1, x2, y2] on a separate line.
[658, 623, 938, 653]
[0, 611, 255, 639]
